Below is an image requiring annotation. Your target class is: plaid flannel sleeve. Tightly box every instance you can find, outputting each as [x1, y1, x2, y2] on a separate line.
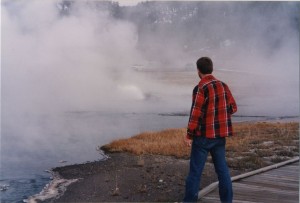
[224, 84, 237, 114]
[187, 86, 205, 139]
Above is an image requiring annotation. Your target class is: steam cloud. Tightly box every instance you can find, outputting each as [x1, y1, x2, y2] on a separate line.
[1, 1, 299, 166]
[2, 1, 149, 114]
[2, 1, 299, 118]
[1, 0, 300, 180]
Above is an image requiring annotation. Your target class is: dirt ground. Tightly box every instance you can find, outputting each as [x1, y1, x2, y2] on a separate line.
[51, 152, 242, 202]
[48, 122, 299, 202]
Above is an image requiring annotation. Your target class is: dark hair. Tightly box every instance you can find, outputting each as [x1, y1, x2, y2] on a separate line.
[196, 57, 213, 74]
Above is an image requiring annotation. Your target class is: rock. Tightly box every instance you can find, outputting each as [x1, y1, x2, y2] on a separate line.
[111, 187, 120, 196]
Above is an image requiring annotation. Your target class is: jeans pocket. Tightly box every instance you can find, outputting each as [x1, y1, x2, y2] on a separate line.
[193, 136, 207, 148]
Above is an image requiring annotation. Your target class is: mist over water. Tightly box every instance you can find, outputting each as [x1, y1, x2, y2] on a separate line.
[2, 1, 299, 116]
[1, 1, 299, 202]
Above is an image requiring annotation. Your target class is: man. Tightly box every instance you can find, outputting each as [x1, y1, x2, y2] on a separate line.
[183, 57, 237, 203]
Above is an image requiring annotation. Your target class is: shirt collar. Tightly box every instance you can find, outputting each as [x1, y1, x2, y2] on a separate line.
[199, 74, 216, 85]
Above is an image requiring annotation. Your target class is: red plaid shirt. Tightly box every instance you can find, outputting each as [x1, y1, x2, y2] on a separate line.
[187, 75, 237, 139]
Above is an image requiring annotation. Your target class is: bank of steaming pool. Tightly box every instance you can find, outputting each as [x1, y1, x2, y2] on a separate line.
[1, 113, 297, 202]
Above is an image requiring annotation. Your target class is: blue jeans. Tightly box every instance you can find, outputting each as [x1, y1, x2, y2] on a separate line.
[183, 136, 233, 203]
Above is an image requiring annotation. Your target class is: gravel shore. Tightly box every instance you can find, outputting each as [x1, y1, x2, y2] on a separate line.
[49, 152, 242, 202]
[38, 121, 299, 202]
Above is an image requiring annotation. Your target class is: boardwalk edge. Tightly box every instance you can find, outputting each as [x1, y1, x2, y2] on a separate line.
[198, 156, 300, 199]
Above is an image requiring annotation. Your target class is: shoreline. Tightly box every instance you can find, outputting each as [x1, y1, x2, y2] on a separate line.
[26, 171, 79, 203]
[28, 119, 299, 202]
[29, 153, 244, 203]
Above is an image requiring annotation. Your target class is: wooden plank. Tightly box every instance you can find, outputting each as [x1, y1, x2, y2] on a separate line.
[231, 200, 264, 203]
[266, 170, 299, 177]
[239, 179, 298, 191]
[231, 182, 299, 203]
[245, 173, 299, 182]
[235, 181, 298, 202]
[232, 182, 299, 196]
[266, 168, 299, 174]
[260, 169, 298, 175]
[202, 189, 298, 203]
[200, 196, 221, 203]
[244, 175, 299, 185]
[199, 159, 299, 200]
[200, 161, 299, 203]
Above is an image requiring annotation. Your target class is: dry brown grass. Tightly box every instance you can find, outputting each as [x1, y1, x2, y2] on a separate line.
[101, 122, 299, 170]
[102, 128, 188, 158]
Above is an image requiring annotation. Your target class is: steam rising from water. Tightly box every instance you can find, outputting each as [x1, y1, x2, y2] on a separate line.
[2, 1, 147, 114]
[1, 2, 299, 201]
[2, 1, 299, 118]
[2, 0, 299, 164]
[1, 1, 299, 164]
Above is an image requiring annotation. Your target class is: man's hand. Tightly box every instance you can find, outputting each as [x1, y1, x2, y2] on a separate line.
[184, 136, 192, 147]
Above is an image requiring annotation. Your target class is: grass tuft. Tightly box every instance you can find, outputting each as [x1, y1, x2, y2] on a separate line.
[101, 128, 188, 158]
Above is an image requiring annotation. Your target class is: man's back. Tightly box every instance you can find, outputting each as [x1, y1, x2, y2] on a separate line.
[188, 75, 237, 139]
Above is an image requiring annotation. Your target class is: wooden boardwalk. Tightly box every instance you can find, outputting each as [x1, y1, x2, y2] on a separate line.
[200, 162, 299, 203]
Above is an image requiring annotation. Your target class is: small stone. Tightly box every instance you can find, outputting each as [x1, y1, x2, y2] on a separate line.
[112, 187, 120, 196]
